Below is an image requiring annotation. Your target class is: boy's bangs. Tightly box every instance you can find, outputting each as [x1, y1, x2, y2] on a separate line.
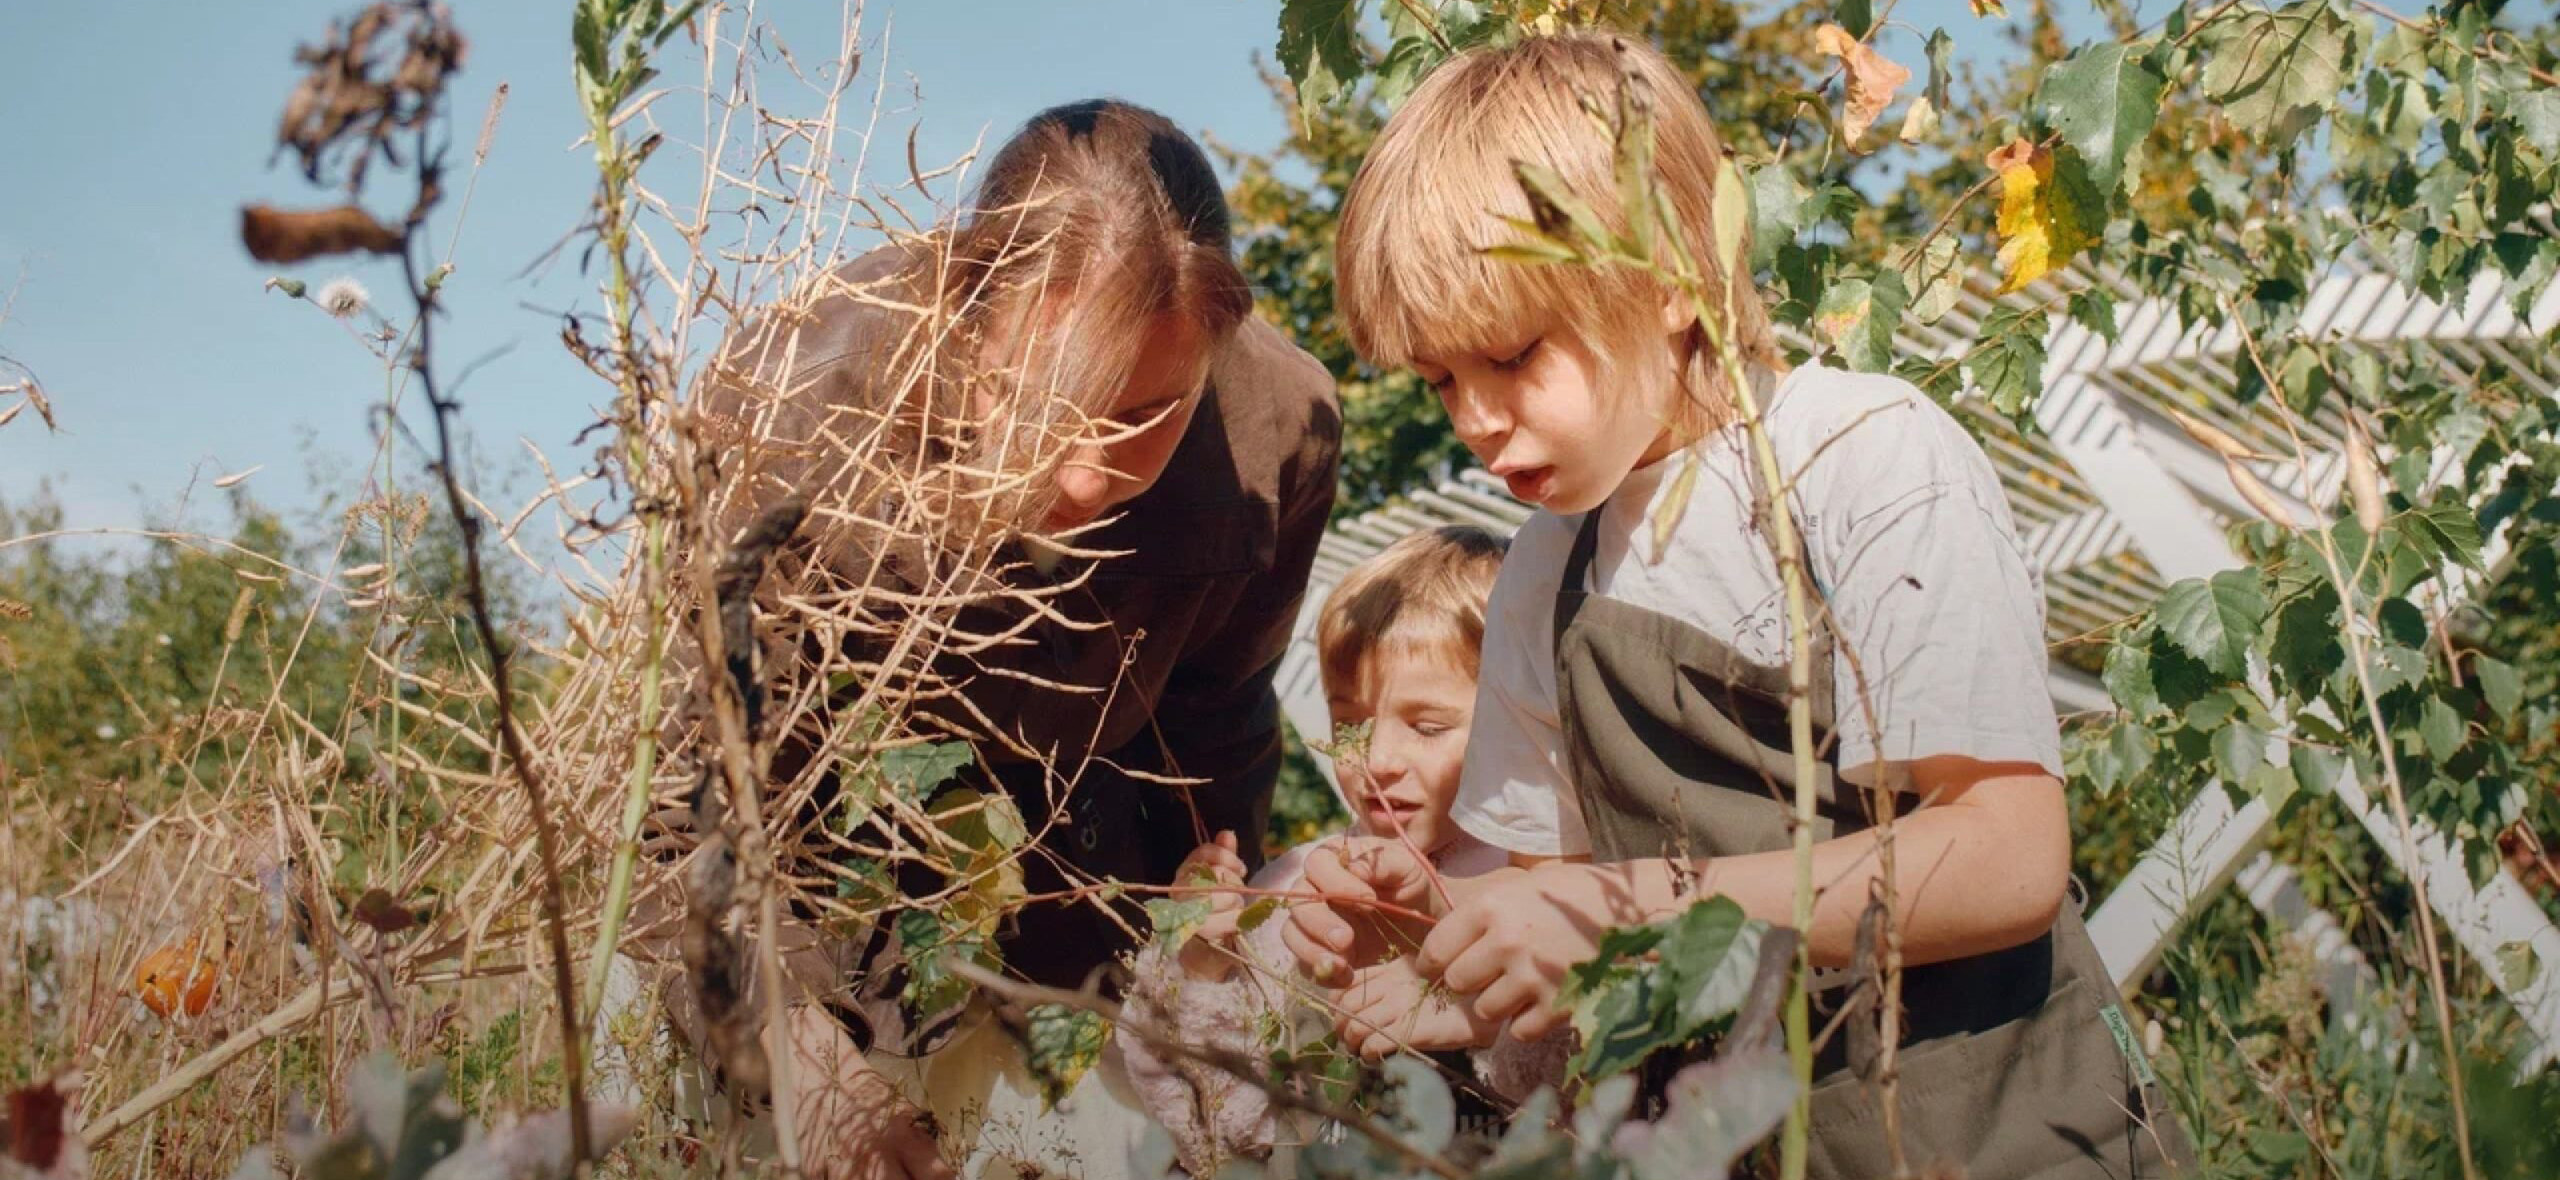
[1340, 69, 1657, 369]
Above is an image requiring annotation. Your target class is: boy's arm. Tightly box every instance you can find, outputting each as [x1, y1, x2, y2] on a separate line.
[1418, 757, 2070, 1041]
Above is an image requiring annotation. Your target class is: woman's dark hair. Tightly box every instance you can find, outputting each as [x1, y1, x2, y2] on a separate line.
[945, 99, 1249, 339]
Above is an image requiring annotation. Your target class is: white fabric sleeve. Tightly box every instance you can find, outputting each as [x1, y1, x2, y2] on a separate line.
[1451, 516, 1592, 857]
[1801, 386, 2064, 780]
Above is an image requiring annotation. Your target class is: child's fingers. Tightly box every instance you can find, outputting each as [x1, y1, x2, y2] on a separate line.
[1509, 998, 1565, 1045]
[1413, 905, 1488, 984]
[1300, 850, 1383, 913]
[1470, 974, 1541, 1028]
[1281, 917, 1349, 985]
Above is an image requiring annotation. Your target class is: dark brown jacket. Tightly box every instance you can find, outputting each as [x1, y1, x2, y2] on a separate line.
[698, 248, 1340, 1051]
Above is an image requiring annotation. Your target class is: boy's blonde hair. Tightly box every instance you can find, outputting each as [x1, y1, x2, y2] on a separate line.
[1317, 526, 1510, 701]
[1334, 33, 1780, 416]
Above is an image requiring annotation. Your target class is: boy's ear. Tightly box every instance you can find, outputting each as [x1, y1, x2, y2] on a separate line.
[1658, 284, 1700, 336]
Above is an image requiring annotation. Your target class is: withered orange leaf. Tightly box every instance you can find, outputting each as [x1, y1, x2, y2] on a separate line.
[1814, 24, 1912, 149]
[239, 204, 404, 265]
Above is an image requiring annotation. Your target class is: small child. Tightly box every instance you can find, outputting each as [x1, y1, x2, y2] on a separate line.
[1287, 32, 2192, 1180]
[1115, 526, 1563, 1176]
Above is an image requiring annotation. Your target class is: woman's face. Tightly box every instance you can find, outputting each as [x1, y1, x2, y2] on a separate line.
[1327, 644, 1475, 855]
[976, 298, 1216, 534]
[1042, 312, 1213, 531]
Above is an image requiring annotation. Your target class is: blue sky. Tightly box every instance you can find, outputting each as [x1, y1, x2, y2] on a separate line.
[0, 0, 2024, 545]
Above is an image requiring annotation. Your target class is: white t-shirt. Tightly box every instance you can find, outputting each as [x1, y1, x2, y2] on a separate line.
[1452, 364, 2063, 858]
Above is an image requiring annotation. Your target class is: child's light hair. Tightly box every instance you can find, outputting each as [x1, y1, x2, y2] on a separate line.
[1335, 33, 1781, 418]
[1317, 526, 1510, 701]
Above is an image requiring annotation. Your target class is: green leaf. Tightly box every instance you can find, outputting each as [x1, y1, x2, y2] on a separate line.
[2419, 695, 2468, 761]
[1616, 1049, 1799, 1180]
[1900, 235, 1963, 326]
[572, 3, 609, 88]
[2104, 636, 2162, 717]
[2199, 2, 2360, 150]
[1924, 28, 1953, 111]
[1142, 896, 1212, 949]
[1835, 0, 1875, 38]
[1024, 1004, 1109, 1107]
[2212, 722, 2266, 782]
[1235, 896, 1282, 933]
[1967, 306, 2050, 419]
[2156, 570, 2268, 677]
[881, 740, 972, 799]
[1276, 0, 1363, 114]
[2244, 760, 2299, 815]
[2497, 940, 2541, 990]
[2035, 41, 2167, 195]
[1660, 897, 1763, 1032]
[2513, 90, 2560, 154]
[2396, 501, 2485, 571]
[1747, 165, 1808, 273]
[2291, 743, 2347, 798]
[2108, 722, 2155, 794]
[1383, 1057, 1457, 1155]
[2067, 286, 2120, 344]
[2269, 586, 2344, 698]
[1514, 161, 1615, 255]
[2476, 657, 2523, 719]
[1712, 158, 1750, 279]
[1812, 271, 1909, 373]
[1373, 35, 1440, 107]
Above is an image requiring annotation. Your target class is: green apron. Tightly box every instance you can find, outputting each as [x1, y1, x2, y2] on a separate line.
[1549, 508, 2193, 1179]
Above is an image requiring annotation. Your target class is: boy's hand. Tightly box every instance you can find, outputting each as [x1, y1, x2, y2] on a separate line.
[1174, 831, 1250, 980]
[1417, 861, 1646, 1043]
[1284, 837, 1443, 986]
[1331, 956, 1502, 1060]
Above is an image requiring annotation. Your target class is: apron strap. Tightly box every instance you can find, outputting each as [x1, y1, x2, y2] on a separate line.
[1551, 508, 1604, 667]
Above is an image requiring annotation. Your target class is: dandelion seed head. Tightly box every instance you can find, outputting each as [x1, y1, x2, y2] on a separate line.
[317, 277, 370, 318]
[96, 723, 119, 740]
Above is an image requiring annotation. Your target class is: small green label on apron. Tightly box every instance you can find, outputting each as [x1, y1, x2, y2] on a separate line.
[2099, 1003, 2160, 1088]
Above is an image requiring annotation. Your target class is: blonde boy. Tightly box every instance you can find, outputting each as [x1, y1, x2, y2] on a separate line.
[1285, 33, 2191, 1179]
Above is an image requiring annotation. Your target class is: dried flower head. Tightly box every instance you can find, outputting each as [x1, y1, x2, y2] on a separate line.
[317, 277, 371, 318]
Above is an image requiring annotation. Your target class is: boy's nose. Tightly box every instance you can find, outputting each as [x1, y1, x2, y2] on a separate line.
[1444, 384, 1507, 453]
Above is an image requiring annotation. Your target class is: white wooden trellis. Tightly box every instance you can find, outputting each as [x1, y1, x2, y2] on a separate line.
[1272, 261, 2560, 1071]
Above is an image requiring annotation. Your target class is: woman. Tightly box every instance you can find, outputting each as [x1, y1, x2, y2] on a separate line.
[676, 100, 1340, 1179]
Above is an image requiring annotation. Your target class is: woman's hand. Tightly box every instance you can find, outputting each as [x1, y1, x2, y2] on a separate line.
[1174, 831, 1251, 980]
[1331, 956, 1503, 1060]
[786, 1005, 956, 1180]
[1283, 837, 1446, 986]
[1415, 860, 1659, 1043]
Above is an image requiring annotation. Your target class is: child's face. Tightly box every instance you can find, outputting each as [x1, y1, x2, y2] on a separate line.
[1411, 319, 1682, 515]
[1328, 645, 1476, 855]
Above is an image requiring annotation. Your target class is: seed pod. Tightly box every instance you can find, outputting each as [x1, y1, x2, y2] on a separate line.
[2345, 414, 2387, 534]
[2226, 457, 2301, 529]
[2168, 406, 2274, 463]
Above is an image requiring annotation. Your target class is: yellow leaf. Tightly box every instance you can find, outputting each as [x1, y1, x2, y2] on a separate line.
[1813, 24, 1912, 149]
[1970, 0, 2008, 15]
[1985, 139, 2089, 294]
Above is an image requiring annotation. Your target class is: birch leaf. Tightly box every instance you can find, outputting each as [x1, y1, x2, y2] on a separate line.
[1813, 24, 1911, 149]
[1986, 139, 2097, 293]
